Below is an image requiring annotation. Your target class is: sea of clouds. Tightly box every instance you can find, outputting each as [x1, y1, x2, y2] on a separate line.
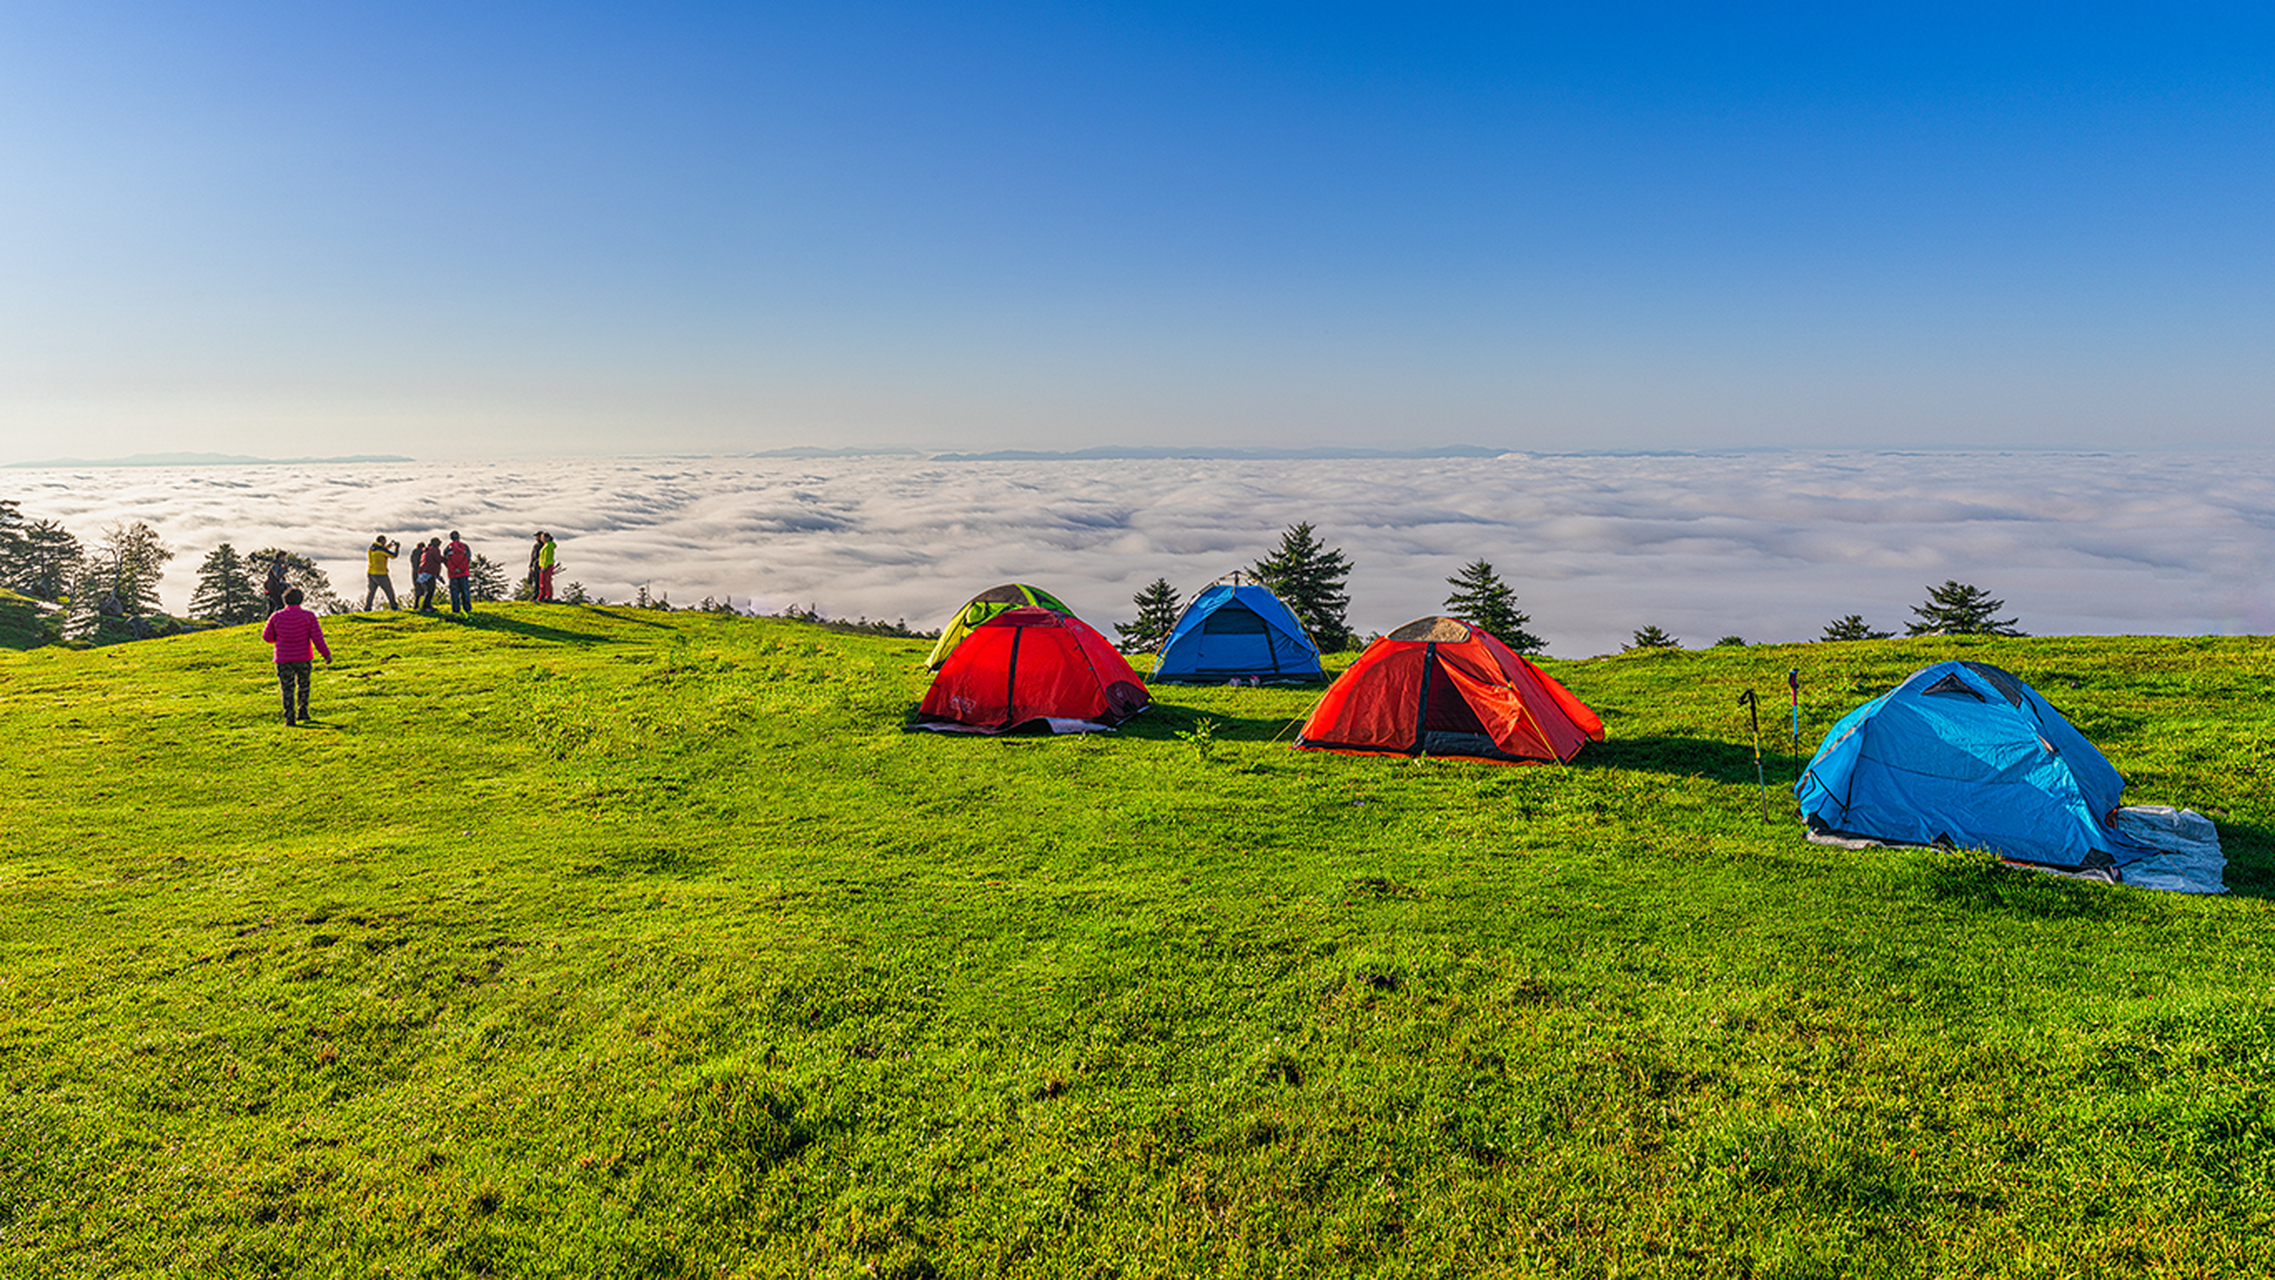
[10, 451, 2273, 657]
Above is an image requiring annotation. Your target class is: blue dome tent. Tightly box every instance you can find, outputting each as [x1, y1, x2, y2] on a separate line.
[1796, 660, 2125, 869]
[1152, 576, 1324, 684]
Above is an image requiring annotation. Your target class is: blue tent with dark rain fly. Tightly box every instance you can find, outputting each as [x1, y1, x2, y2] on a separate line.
[1795, 660, 2125, 870]
[1152, 579, 1324, 684]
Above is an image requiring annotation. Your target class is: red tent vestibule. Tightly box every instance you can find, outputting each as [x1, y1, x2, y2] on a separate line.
[1295, 617, 1603, 763]
[913, 607, 1150, 734]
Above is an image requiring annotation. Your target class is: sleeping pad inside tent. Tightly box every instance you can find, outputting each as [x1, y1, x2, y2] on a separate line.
[1795, 659, 2224, 892]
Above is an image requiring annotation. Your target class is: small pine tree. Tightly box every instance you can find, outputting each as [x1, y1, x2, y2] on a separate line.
[189, 543, 265, 624]
[1441, 559, 1543, 654]
[469, 554, 512, 603]
[91, 521, 172, 615]
[1115, 577, 1183, 652]
[0, 501, 20, 587]
[1251, 523, 1354, 652]
[1626, 625, 1680, 651]
[559, 581, 590, 605]
[1713, 635, 1747, 648]
[2, 517, 82, 601]
[1821, 614, 1893, 642]
[69, 522, 173, 638]
[1905, 581, 2023, 637]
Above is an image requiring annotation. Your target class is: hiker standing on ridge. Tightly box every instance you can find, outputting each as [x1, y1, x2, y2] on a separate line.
[261, 586, 331, 727]
[261, 553, 290, 614]
[364, 533, 401, 610]
[525, 533, 543, 600]
[536, 532, 557, 602]
[412, 537, 443, 613]
[444, 532, 474, 614]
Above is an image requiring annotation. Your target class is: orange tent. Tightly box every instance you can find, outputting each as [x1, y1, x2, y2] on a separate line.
[1295, 617, 1603, 763]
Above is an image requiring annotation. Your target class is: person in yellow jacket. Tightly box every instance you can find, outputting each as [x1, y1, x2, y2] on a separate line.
[364, 533, 402, 610]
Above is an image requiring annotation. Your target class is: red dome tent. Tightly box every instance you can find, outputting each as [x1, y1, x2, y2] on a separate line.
[1295, 617, 1603, 763]
[913, 608, 1150, 734]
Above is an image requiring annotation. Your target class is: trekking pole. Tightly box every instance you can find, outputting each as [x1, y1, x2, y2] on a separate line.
[1786, 668, 1801, 749]
[1738, 688, 1767, 821]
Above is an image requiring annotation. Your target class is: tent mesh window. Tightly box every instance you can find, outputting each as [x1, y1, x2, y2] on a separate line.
[1919, 673, 1985, 701]
[1201, 606, 1267, 634]
[1961, 661, 2029, 709]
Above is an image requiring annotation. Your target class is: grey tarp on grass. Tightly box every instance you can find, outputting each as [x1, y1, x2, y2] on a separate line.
[2105, 806, 2226, 894]
[1805, 804, 2226, 894]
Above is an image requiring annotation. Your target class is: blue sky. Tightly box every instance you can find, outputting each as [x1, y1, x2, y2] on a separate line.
[1, 3, 2268, 458]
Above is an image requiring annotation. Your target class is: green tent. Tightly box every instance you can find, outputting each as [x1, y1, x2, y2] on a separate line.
[924, 583, 1074, 669]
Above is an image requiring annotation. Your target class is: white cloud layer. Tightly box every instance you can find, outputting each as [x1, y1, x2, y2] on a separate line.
[11, 451, 2273, 657]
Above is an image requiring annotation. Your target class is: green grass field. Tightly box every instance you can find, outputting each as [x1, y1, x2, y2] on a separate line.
[4, 605, 2274, 1276]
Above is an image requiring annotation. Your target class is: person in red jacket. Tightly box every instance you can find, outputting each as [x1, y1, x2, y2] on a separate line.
[443, 531, 474, 614]
[260, 587, 332, 726]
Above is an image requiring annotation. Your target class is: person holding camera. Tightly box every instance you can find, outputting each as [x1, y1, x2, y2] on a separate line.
[364, 533, 402, 610]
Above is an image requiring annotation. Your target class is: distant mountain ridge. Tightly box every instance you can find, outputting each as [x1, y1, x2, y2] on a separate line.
[7, 452, 413, 468]
[928, 445, 1510, 462]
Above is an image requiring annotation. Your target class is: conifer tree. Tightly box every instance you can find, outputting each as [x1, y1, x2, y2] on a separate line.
[1821, 614, 1893, 642]
[189, 543, 265, 624]
[1904, 581, 2023, 636]
[79, 522, 172, 616]
[1441, 559, 1543, 654]
[1115, 577, 1183, 652]
[0, 500, 21, 583]
[0, 505, 82, 600]
[470, 554, 512, 603]
[1251, 522, 1353, 652]
[66, 522, 173, 640]
[1626, 625, 1680, 651]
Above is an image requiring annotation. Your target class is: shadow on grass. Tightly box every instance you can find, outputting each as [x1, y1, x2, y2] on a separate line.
[571, 606, 679, 630]
[1117, 702, 1310, 743]
[441, 611, 632, 647]
[892, 701, 1306, 742]
[1577, 735, 1796, 787]
[2208, 816, 2275, 899]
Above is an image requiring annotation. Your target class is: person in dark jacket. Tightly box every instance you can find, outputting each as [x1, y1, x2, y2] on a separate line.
[261, 587, 332, 726]
[412, 537, 444, 613]
[261, 554, 291, 614]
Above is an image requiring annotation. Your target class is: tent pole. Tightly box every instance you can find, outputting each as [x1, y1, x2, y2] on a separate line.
[1739, 688, 1767, 821]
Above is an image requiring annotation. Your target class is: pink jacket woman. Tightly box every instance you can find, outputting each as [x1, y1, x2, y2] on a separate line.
[261, 604, 332, 664]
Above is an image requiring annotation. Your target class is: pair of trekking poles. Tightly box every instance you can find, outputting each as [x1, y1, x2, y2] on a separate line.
[1736, 669, 1802, 821]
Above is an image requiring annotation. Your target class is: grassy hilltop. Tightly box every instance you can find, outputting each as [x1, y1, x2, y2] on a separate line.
[4, 606, 2275, 1277]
